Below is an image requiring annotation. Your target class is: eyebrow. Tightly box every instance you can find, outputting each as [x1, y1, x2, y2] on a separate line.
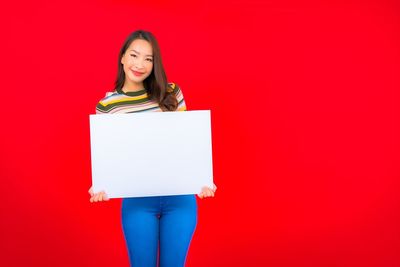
[130, 49, 153, 57]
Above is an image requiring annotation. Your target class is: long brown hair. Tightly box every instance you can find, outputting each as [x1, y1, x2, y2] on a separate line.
[114, 30, 178, 111]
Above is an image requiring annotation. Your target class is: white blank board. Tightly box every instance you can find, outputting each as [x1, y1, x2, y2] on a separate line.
[89, 110, 213, 198]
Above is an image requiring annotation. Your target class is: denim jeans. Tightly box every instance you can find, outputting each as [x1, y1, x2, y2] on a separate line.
[121, 194, 198, 267]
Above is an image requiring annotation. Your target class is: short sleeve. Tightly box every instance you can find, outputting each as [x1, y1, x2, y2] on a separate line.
[95, 102, 107, 114]
[168, 82, 187, 111]
[95, 91, 116, 114]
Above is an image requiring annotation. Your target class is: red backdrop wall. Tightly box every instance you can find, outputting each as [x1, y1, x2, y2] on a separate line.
[1, 0, 399, 266]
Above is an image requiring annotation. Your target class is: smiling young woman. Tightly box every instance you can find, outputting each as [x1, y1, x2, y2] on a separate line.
[88, 29, 217, 267]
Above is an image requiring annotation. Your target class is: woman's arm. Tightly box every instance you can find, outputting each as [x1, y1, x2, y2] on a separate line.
[170, 83, 217, 199]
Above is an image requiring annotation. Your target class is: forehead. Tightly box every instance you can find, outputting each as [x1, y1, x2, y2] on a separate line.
[127, 39, 153, 55]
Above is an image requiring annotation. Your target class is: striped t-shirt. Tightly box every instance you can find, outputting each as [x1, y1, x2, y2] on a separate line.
[95, 82, 187, 114]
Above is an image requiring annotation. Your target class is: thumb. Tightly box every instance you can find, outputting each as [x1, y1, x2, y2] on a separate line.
[88, 187, 94, 197]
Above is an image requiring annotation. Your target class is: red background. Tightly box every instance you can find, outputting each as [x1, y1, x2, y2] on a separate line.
[1, 0, 400, 266]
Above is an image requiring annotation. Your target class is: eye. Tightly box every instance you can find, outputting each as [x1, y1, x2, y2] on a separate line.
[147, 58, 153, 62]
[130, 54, 137, 57]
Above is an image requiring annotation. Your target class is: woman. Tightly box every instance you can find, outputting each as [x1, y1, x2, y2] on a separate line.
[88, 30, 217, 267]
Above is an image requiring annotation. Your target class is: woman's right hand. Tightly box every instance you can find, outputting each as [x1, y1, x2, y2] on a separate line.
[88, 186, 109, 202]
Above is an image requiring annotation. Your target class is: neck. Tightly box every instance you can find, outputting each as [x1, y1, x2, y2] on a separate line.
[122, 80, 144, 92]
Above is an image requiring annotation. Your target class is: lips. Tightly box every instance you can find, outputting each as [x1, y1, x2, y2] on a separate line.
[131, 70, 145, 76]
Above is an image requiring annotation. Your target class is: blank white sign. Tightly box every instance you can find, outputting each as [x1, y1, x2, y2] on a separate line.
[89, 110, 213, 198]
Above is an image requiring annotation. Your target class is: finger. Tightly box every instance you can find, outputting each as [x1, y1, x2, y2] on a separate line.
[103, 193, 109, 201]
[205, 189, 211, 197]
[203, 189, 212, 198]
[99, 191, 105, 201]
[88, 187, 94, 196]
[94, 193, 101, 202]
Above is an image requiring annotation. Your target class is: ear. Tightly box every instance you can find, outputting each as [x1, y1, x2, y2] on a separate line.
[121, 54, 125, 65]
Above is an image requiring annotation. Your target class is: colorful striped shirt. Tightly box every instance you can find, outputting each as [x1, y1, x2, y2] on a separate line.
[95, 82, 187, 114]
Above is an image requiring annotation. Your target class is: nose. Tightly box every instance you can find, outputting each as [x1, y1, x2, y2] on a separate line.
[134, 59, 145, 69]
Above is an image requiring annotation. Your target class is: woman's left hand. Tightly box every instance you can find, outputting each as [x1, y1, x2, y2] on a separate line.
[197, 183, 217, 199]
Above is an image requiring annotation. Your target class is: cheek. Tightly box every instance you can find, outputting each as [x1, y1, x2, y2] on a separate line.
[123, 65, 130, 76]
[146, 63, 154, 73]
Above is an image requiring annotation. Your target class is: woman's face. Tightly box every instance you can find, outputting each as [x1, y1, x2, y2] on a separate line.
[121, 39, 154, 86]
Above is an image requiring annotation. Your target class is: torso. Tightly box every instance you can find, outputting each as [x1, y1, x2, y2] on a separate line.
[96, 82, 186, 114]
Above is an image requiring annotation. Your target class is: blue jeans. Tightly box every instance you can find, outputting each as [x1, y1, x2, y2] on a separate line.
[121, 194, 198, 267]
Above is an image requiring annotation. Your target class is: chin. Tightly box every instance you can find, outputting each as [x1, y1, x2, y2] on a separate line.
[128, 75, 144, 83]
